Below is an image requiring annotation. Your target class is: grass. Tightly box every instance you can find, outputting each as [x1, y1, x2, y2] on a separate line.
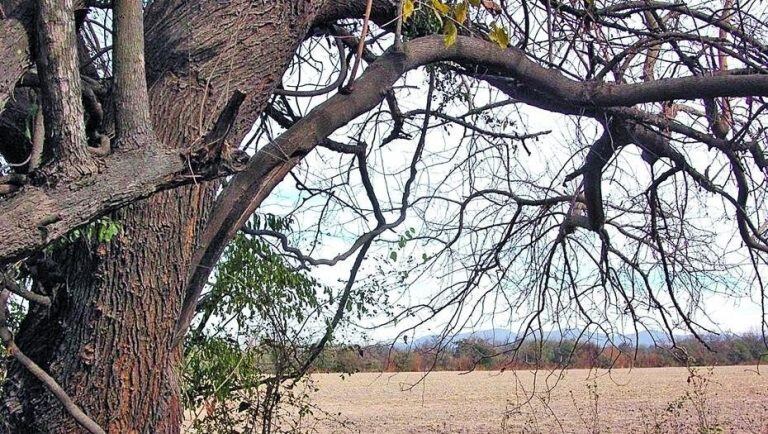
[300, 366, 768, 433]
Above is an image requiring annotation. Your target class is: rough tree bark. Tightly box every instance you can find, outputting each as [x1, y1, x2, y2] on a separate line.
[1, 0, 329, 431]
[1, 0, 763, 431]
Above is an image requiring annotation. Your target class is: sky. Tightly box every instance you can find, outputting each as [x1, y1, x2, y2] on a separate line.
[8, 6, 759, 346]
[256, 56, 767, 343]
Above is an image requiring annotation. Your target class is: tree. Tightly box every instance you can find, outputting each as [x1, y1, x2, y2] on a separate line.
[182, 215, 345, 432]
[0, 0, 766, 432]
[0, 1, 386, 431]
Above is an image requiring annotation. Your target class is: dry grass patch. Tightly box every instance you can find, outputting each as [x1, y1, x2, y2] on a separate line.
[304, 366, 768, 433]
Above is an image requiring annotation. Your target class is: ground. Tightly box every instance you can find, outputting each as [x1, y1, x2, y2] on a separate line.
[303, 366, 768, 433]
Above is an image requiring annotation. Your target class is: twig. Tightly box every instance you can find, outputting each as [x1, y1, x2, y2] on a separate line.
[274, 36, 348, 97]
[395, 0, 405, 52]
[1, 274, 50, 306]
[342, 0, 374, 93]
[293, 239, 372, 378]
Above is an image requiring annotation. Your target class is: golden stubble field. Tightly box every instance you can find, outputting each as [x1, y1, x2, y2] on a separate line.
[303, 366, 768, 433]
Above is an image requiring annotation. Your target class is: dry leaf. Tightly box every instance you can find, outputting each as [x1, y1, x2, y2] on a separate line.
[489, 23, 509, 48]
[481, 0, 503, 16]
[432, 0, 450, 15]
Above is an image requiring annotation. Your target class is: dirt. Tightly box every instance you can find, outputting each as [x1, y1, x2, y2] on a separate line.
[303, 366, 768, 433]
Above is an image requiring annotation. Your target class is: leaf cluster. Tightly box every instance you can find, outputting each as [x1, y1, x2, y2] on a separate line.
[402, 0, 509, 48]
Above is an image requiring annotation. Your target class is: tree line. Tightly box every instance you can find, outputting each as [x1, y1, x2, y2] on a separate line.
[313, 333, 768, 373]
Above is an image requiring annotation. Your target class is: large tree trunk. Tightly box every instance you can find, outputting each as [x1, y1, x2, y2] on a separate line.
[2, 189, 213, 433]
[1, 1, 320, 431]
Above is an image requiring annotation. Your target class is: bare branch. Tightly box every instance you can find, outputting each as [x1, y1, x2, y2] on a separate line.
[274, 35, 348, 98]
[1, 274, 50, 306]
[174, 33, 768, 345]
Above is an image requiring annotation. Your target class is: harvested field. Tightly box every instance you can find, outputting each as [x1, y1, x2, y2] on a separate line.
[304, 366, 768, 433]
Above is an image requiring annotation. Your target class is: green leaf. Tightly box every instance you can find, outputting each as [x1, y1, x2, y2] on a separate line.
[443, 20, 458, 47]
[403, 0, 415, 21]
[489, 23, 509, 49]
[389, 251, 398, 261]
[468, 0, 481, 5]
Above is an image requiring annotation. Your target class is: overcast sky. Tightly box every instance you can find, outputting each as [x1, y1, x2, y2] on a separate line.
[257, 51, 766, 342]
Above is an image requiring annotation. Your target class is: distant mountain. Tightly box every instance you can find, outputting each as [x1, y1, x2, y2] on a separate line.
[396, 328, 682, 349]
[411, 328, 515, 348]
[539, 329, 677, 347]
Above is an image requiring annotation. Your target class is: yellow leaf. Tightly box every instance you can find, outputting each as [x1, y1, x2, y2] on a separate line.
[488, 23, 509, 49]
[431, 0, 450, 16]
[455, 1, 469, 24]
[443, 20, 458, 47]
[403, 0, 415, 22]
[468, 0, 481, 5]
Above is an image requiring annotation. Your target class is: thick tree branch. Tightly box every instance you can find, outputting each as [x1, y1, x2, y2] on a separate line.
[0, 92, 248, 265]
[564, 124, 629, 230]
[0, 148, 245, 265]
[1, 33, 766, 283]
[174, 34, 768, 344]
[0, 1, 33, 114]
[36, 0, 96, 176]
[113, 0, 153, 143]
[28, 96, 45, 171]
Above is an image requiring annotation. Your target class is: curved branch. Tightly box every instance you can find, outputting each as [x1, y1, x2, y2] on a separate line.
[0, 289, 105, 434]
[174, 34, 768, 344]
[0, 1, 33, 114]
[274, 35, 348, 97]
[565, 124, 629, 230]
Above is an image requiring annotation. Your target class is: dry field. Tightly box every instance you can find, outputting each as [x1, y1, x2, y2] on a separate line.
[302, 366, 768, 433]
